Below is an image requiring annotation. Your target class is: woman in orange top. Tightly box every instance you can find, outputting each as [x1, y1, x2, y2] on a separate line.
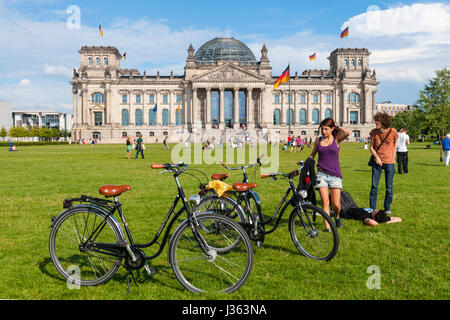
[369, 112, 398, 214]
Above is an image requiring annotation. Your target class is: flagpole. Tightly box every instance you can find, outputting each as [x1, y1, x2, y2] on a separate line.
[288, 63, 291, 135]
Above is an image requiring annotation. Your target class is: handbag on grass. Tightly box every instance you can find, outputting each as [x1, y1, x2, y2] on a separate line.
[368, 128, 392, 166]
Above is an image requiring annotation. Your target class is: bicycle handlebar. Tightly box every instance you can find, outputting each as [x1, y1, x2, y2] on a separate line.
[219, 154, 265, 171]
[151, 162, 188, 174]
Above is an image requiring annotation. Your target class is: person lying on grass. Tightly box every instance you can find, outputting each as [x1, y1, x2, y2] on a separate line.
[340, 207, 402, 226]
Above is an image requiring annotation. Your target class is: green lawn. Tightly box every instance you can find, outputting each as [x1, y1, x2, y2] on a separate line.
[0, 142, 448, 300]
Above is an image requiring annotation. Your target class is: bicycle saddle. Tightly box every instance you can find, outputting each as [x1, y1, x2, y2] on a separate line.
[99, 185, 132, 197]
[211, 173, 229, 181]
[232, 183, 257, 192]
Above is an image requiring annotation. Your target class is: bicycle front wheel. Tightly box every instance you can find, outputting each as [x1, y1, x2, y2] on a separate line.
[169, 214, 254, 294]
[49, 206, 123, 286]
[196, 195, 246, 223]
[289, 204, 339, 261]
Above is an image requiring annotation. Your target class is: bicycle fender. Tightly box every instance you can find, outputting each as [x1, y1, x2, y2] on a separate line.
[167, 217, 190, 265]
[51, 204, 126, 242]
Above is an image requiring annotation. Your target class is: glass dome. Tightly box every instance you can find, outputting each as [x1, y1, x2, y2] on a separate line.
[195, 38, 257, 65]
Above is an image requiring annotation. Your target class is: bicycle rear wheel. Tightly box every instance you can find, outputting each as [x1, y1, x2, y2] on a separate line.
[289, 204, 339, 261]
[169, 213, 254, 293]
[49, 206, 123, 286]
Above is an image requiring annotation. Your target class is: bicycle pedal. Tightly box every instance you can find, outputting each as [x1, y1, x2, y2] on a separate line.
[144, 264, 157, 276]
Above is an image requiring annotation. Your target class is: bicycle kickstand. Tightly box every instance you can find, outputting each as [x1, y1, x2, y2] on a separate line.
[125, 267, 139, 294]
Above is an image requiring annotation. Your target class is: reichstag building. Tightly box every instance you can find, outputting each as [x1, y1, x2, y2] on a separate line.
[70, 37, 378, 143]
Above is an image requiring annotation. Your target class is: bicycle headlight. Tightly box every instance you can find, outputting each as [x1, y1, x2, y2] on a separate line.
[298, 190, 308, 199]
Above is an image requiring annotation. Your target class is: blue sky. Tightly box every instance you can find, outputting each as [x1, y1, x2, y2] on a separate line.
[0, 0, 449, 112]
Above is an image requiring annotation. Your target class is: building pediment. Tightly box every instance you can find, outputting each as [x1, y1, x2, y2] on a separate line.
[192, 63, 266, 83]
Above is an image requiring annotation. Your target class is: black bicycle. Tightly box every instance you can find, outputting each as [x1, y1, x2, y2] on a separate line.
[49, 163, 254, 293]
[196, 158, 339, 261]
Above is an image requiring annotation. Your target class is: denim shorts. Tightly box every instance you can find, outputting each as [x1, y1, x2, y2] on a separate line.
[315, 171, 343, 189]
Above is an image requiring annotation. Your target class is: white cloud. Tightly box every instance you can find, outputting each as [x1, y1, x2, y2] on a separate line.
[339, 3, 450, 83]
[19, 79, 30, 86]
[43, 64, 72, 77]
[344, 3, 450, 38]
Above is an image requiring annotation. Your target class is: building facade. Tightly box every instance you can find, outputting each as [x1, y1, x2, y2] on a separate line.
[71, 37, 378, 143]
[376, 101, 412, 117]
[12, 110, 72, 131]
[0, 100, 12, 130]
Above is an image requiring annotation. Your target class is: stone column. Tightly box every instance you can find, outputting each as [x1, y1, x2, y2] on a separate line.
[320, 90, 324, 123]
[333, 90, 339, 125]
[280, 90, 285, 125]
[105, 87, 111, 124]
[82, 88, 88, 125]
[72, 89, 77, 128]
[307, 91, 312, 125]
[155, 91, 160, 125]
[293, 91, 297, 125]
[342, 89, 348, 124]
[233, 87, 239, 128]
[206, 88, 211, 129]
[364, 88, 371, 124]
[219, 87, 225, 129]
[247, 87, 253, 127]
[169, 90, 173, 126]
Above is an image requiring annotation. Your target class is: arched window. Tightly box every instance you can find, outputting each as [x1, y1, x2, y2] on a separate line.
[299, 109, 307, 125]
[325, 108, 332, 119]
[175, 108, 183, 126]
[312, 109, 319, 125]
[88, 57, 93, 65]
[348, 92, 360, 103]
[96, 57, 100, 65]
[351, 59, 355, 66]
[149, 109, 156, 126]
[91, 93, 104, 103]
[104, 57, 108, 65]
[135, 109, 143, 126]
[162, 109, 169, 126]
[358, 59, 362, 67]
[121, 109, 129, 126]
[344, 59, 348, 66]
[273, 109, 280, 125]
[286, 109, 293, 125]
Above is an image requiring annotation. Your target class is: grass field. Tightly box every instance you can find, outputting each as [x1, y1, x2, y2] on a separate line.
[0, 142, 448, 300]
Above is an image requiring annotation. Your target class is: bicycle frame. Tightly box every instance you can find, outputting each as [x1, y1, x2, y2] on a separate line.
[66, 164, 212, 263]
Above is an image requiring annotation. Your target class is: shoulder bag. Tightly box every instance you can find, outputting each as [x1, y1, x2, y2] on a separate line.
[368, 128, 392, 166]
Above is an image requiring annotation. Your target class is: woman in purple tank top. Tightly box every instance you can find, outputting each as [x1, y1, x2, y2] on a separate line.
[309, 118, 351, 230]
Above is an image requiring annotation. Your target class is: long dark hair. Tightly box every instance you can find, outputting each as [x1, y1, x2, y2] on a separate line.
[319, 118, 339, 138]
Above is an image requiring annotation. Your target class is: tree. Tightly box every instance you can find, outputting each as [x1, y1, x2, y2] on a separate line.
[29, 126, 41, 140]
[9, 126, 29, 139]
[416, 68, 450, 140]
[392, 109, 426, 141]
[0, 127, 7, 141]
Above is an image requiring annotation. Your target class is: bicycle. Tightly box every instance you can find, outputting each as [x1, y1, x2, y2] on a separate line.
[196, 159, 339, 261]
[49, 162, 254, 294]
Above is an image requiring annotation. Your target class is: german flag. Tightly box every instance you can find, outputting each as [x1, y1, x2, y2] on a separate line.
[309, 53, 316, 61]
[99, 24, 103, 38]
[123, 52, 127, 60]
[273, 65, 290, 90]
[340, 27, 349, 38]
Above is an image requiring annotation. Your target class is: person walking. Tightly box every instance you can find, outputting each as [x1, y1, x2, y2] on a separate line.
[396, 128, 410, 174]
[135, 134, 145, 159]
[163, 136, 169, 150]
[126, 136, 133, 159]
[369, 112, 398, 215]
[296, 136, 303, 152]
[442, 134, 450, 167]
[309, 118, 351, 230]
